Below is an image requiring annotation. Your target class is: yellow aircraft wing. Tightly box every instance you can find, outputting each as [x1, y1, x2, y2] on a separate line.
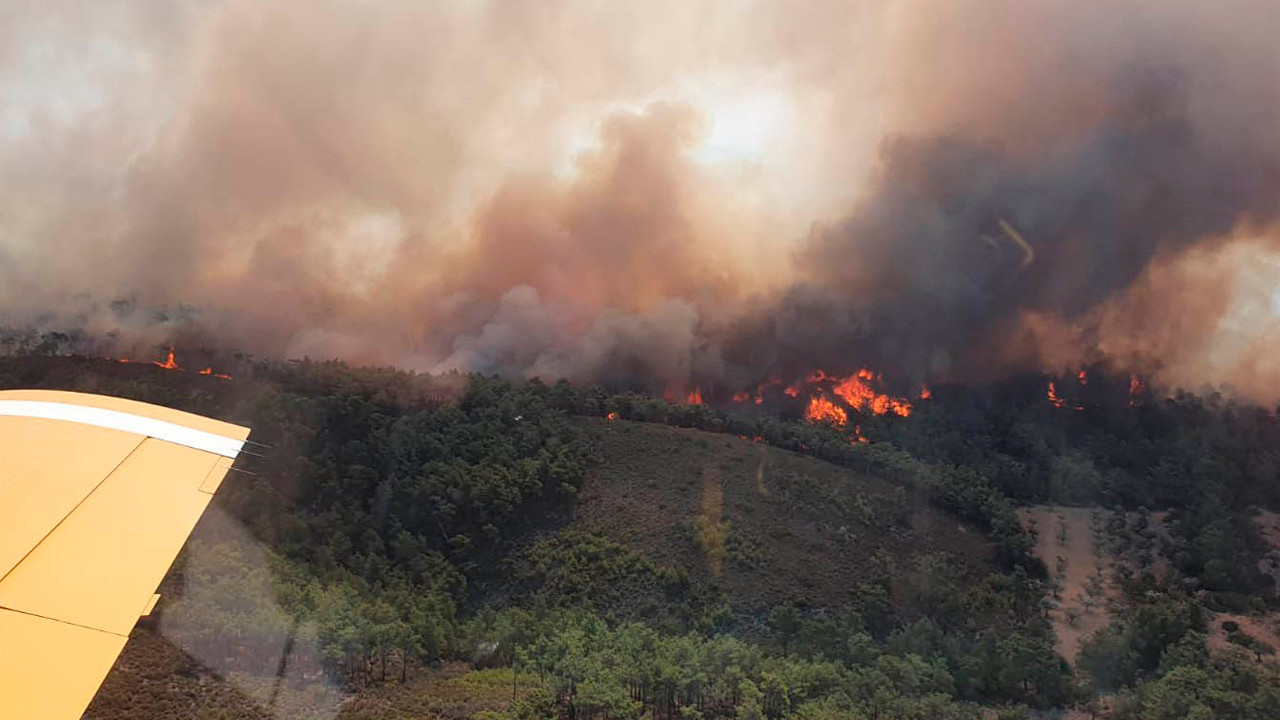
[0, 389, 250, 720]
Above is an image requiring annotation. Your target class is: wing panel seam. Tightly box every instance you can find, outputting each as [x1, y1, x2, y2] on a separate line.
[0, 435, 146, 585]
[0, 604, 130, 639]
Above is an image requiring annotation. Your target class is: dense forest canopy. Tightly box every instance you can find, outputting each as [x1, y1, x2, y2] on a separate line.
[2, 348, 1279, 719]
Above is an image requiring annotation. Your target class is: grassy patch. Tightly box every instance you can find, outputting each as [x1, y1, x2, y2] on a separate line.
[571, 420, 992, 625]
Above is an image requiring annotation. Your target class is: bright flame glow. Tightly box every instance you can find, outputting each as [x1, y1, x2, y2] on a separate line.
[155, 348, 178, 370]
[805, 394, 847, 426]
[832, 369, 912, 417]
[1047, 380, 1083, 410]
[745, 367, 920, 419]
[1047, 381, 1066, 408]
[112, 347, 232, 379]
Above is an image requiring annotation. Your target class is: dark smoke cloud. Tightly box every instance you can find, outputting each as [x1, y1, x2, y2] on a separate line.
[773, 76, 1280, 380]
[722, 0, 1280, 390]
[4, 0, 1280, 401]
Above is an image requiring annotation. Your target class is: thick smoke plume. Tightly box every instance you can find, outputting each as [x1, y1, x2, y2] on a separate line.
[4, 0, 1280, 401]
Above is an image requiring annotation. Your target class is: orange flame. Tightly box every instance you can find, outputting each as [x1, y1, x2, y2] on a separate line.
[662, 384, 703, 405]
[1047, 380, 1083, 410]
[805, 394, 848, 426]
[1046, 381, 1066, 408]
[737, 368, 923, 418]
[117, 347, 180, 370]
[606, 411, 619, 421]
[753, 378, 781, 404]
[1128, 374, 1145, 406]
[831, 369, 912, 417]
[154, 348, 178, 370]
[1077, 368, 1088, 385]
[114, 347, 234, 378]
[732, 391, 750, 403]
[1044, 379, 1064, 407]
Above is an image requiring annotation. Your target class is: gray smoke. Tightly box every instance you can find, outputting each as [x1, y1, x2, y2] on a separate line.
[4, 0, 1280, 399]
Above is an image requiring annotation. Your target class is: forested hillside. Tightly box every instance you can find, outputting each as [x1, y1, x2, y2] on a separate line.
[2, 349, 1279, 719]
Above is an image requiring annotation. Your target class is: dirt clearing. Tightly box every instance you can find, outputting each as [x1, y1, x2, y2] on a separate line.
[1022, 506, 1115, 661]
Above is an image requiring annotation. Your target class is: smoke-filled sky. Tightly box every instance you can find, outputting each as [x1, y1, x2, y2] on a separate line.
[4, 0, 1280, 401]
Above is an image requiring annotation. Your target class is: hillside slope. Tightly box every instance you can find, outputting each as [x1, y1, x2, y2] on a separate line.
[84, 416, 998, 720]
[570, 419, 991, 623]
[38, 353, 1280, 716]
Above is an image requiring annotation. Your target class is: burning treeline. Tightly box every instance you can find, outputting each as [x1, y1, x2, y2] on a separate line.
[671, 367, 921, 428]
[664, 363, 1148, 433]
[4, 0, 1280, 404]
[115, 347, 233, 380]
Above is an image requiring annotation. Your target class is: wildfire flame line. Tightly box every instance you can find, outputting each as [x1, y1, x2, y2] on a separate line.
[830, 369, 912, 418]
[728, 367, 924, 428]
[114, 347, 232, 380]
[792, 367, 919, 428]
[1046, 370, 1142, 411]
